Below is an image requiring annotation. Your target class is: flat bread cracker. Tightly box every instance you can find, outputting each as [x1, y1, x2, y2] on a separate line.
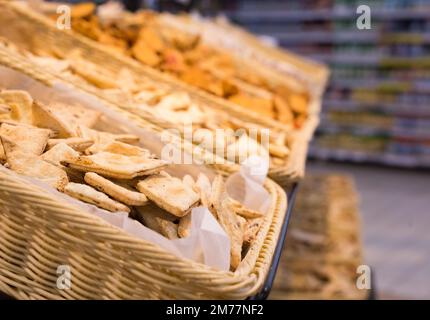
[156, 218, 179, 239]
[0, 123, 50, 156]
[84, 172, 148, 206]
[61, 152, 168, 179]
[182, 174, 196, 191]
[195, 173, 212, 208]
[69, 59, 118, 89]
[32, 101, 76, 138]
[226, 197, 264, 219]
[47, 137, 94, 152]
[0, 90, 33, 124]
[135, 203, 178, 237]
[64, 182, 130, 213]
[51, 102, 101, 130]
[274, 95, 294, 124]
[226, 134, 267, 162]
[218, 199, 244, 271]
[100, 141, 152, 158]
[269, 143, 290, 158]
[287, 93, 308, 114]
[178, 213, 192, 238]
[41, 142, 79, 167]
[132, 42, 161, 67]
[77, 126, 139, 154]
[136, 174, 200, 217]
[210, 175, 244, 270]
[1, 136, 68, 191]
[243, 218, 263, 244]
[70, 2, 95, 19]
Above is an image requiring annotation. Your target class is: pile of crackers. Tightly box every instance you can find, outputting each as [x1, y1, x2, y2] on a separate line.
[46, 3, 310, 129]
[3, 39, 290, 167]
[0, 88, 266, 270]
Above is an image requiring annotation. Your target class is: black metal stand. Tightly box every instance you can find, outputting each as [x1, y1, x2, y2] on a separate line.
[247, 184, 299, 300]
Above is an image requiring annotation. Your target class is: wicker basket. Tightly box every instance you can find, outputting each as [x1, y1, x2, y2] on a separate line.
[0, 1, 321, 186]
[0, 47, 288, 300]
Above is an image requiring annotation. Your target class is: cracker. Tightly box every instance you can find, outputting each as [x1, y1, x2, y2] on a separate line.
[41, 142, 79, 167]
[273, 95, 294, 124]
[288, 92, 308, 114]
[218, 199, 244, 271]
[226, 134, 267, 162]
[71, 2, 95, 19]
[32, 101, 76, 138]
[136, 174, 200, 217]
[178, 213, 192, 238]
[156, 218, 179, 239]
[84, 172, 148, 206]
[156, 92, 191, 111]
[0, 123, 50, 155]
[269, 143, 290, 158]
[1, 136, 68, 191]
[77, 126, 139, 154]
[243, 218, 263, 244]
[61, 152, 168, 179]
[47, 137, 94, 152]
[0, 120, 56, 137]
[209, 175, 244, 270]
[138, 27, 165, 53]
[64, 182, 130, 213]
[51, 102, 101, 130]
[135, 203, 178, 237]
[195, 173, 212, 208]
[132, 42, 161, 67]
[69, 59, 118, 89]
[27, 56, 70, 73]
[0, 90, 33, 124]
[100, 141, 151, 158]
[226, 197, 264, 219]
[209, 175, 224, 219]
[182, 174, 196, 191]
[228, 93, 274, 118]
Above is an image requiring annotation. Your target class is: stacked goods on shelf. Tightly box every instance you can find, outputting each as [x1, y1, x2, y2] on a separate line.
[226, 0, 430, 168]
[0, 1, 328, 186]
[0, 44, 288, 299]
[270, 174, 366, 300]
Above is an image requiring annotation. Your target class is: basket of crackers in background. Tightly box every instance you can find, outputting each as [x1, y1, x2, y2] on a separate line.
[0, 0, 328, 187]
[0, 43, 288, 299]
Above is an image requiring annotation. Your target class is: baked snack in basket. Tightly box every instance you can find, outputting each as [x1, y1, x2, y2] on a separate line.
[0, 87, 268, 271]
[46, 5, 311, 128]
[0, 5, 296, 172]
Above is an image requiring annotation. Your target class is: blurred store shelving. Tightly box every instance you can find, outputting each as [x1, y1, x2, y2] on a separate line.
[222, 0, 430, 168]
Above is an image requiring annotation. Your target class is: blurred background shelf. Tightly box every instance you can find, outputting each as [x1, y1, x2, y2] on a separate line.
[218, 0, 430, 168]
